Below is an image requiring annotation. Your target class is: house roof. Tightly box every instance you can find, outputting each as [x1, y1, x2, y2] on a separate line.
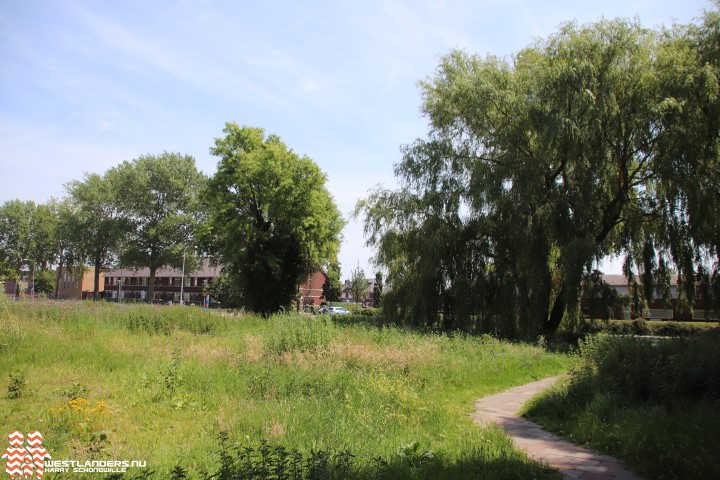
[105, 258, 222, 278]
[601, 274, 679, 287]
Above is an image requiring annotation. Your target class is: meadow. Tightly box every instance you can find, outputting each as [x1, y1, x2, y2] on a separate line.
[1, 300, 570, 479]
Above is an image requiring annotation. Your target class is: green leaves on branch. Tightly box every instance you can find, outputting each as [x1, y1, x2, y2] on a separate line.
[356, 8, 720, 335]
[112, 152, 206, 301]
[202, 123, 344, 316]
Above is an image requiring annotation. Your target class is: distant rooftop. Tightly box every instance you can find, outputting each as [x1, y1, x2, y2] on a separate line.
[105, 258, 221, 278]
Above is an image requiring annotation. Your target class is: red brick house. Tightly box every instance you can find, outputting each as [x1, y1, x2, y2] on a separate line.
[104, 258, 329, 306]
[298, 270, 329, 306]
[103, 259, 221, 304]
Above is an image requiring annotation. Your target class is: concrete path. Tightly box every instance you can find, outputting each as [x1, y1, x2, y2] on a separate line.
[472, 376, 648, 480]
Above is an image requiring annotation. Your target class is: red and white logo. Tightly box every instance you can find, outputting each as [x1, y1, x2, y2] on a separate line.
[2, 431, 51, 479]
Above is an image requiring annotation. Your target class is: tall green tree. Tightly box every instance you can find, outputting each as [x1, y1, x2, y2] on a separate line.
[322, 262, 343, 302]
[49, 197, 85, 299]
[373, 271, 383, 308]
[357, 8, 719, 335]
[65, 172, 129, 299]
[202, 123, 344, 316]
[113, 152, 205, 303]
[0, 199, 59, 288]
[348, 266, 369, 306]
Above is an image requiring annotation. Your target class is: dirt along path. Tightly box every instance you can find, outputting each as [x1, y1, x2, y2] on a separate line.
[472, 376, 648, 480]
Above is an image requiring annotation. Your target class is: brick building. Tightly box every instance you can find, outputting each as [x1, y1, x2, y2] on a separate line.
[103, 259, 221, 304]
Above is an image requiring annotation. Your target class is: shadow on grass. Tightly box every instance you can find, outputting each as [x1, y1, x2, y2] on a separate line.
[107, 435, 561, 480]
[112, 456, 561, 480]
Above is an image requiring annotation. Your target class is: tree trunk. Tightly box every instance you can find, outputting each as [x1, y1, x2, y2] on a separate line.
[545, 284, 566, 334]
[148, 266, 157, 303]
[93, 256, 102, 301]
[55, 251, 63, 299]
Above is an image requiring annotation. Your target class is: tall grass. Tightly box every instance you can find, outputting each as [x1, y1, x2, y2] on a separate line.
[1, 299, 569, 479]
[523, 333, 720, 480]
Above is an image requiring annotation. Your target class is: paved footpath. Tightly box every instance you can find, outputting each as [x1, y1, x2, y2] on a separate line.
[472, 376, 648, 480]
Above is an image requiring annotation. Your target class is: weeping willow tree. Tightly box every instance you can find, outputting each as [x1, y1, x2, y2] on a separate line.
[356, 6, 719, 336]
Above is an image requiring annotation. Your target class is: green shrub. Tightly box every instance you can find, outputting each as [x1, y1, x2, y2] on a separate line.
[578, 319, 717, 337]
[525, 334, 720, 479]
[573, 334, 720, 405]
[6, 371, 26, 399]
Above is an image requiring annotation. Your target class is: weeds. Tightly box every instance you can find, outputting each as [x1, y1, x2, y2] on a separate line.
[47, 397, 113, 457]
[5, 370, 26, 399]
[59, 381, 88, 400]
[162, 346, 183, 396]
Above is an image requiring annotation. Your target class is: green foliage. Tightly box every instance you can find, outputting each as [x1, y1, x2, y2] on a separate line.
[33, 268, 55, 295]
[264, 316, 338, 356]
[347, 266, 369, 305]
[113, 152, 206, 302]
[59, 381, 88, 400]
[202, 123, 344, 316]
[0, 199, 59, 276]
[65, 171, 130, 297]
[321, 263, 342, 302]
[580, 270, 623, 321]
[576, 318, 720, 337]
[123, 307, 217, 335]
[5, 370, 26, 399]
[356, 7, 720, 337]
[524, 332, 720, 479]
[207, 272, 243, 309]
[571, 334, 720, 405]
[373, 272, 383, 308]
[0, 259, 17, 282]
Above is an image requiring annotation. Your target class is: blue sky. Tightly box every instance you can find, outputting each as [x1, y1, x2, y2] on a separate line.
[0, 0, 710, 279]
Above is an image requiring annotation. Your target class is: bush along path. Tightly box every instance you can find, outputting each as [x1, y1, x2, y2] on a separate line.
[472, 377, 647, 480]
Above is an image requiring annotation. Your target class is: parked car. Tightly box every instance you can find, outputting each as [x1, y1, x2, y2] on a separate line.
[319, 306, 350, 315]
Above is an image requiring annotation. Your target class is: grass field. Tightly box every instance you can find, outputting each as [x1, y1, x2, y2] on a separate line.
[1, 300, 570, 479]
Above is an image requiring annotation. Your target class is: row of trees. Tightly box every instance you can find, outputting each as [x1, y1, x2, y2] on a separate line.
[356, 6, 720, 335]
[0, 123, 344, 315]
[0, 153, 204, 301]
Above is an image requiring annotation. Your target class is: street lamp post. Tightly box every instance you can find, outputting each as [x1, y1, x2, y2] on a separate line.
[118, 278, 123, 304]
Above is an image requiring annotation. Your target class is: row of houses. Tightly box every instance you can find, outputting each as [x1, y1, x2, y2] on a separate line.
[600, 275, 718, 321]
[3, 259, 327, 306]
[4, 267, 716, 320]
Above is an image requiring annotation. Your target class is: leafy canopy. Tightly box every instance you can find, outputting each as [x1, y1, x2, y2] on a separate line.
[203, 123, 344, 315]
[357, 9, 719, 335]
[113, 152, 205, 301]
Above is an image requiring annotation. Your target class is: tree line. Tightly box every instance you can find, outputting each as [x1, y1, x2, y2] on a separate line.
[0, 124, 344, 315]
[355, 5, 720, 335]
